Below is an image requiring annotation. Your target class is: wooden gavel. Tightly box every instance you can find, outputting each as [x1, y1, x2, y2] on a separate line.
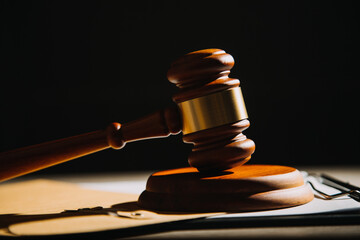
[0, 49, 255, 182]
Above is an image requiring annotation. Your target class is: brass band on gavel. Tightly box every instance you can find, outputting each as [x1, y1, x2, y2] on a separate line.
[178, 87, 248, 135]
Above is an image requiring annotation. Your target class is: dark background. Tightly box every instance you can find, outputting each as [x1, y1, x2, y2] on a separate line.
[0, 0, 359, 175]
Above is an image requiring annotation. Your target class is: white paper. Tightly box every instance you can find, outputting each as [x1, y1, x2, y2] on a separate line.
[77, 171, 360, 219]
[78, 181, 146, 195]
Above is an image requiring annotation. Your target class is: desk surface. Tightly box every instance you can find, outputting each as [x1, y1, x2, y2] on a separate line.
[5, 165, 360, 239]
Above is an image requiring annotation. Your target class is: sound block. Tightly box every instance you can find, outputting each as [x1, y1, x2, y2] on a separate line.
[138, 165, 314, 212]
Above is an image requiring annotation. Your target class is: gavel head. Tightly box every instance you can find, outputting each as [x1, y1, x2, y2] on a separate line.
[167, 49, 255, 172]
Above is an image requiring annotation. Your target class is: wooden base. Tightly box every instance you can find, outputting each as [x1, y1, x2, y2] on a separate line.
[138, 165, 314, 212]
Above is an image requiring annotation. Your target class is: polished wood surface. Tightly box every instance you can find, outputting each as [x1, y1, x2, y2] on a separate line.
[138, 165, 314, 212]
[0, 107, 181, 182]
[0, 49, 254, 181]
[168, 49, 239, 102]
[168, 49, 255, 171]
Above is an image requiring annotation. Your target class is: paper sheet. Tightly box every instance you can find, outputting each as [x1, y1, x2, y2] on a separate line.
[0, 180, 219, 237]
[77, 172, 360, 219]
[1, 171, 359, 237]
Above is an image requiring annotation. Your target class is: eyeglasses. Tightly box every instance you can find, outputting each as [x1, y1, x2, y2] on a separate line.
[307, 173, 360, 202]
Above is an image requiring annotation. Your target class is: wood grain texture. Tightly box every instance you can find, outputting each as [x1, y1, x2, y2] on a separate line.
[0, 106, 181, 182]
[168, 49, 239, 103]
[138, 165, 314, 212]
[0, 48, 255, 181]
[168, 49, 255, 171]
[183, 120, 255, 171]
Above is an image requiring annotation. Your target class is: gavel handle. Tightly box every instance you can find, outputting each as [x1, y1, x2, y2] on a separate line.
[0, 106, 181, 182]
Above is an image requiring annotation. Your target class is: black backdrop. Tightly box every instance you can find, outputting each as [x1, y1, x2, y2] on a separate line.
[1, 0, 359, 175]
